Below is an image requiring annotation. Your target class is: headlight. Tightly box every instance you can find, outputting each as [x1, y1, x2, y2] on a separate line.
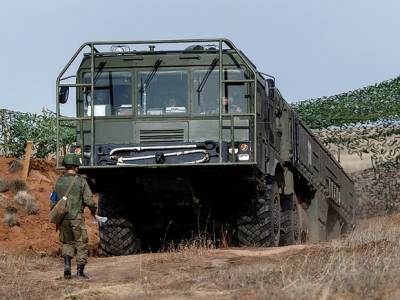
[228, 148, 238, 154]
[238, 154, 250, 161]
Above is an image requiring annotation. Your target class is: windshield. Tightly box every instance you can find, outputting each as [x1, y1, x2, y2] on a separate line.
[83, 71, 132, 116]
[80, 67, 251, 117]
[137, 70, 188, 116]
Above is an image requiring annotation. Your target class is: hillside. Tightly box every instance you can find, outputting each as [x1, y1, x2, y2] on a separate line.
[0, 158, 99, 255]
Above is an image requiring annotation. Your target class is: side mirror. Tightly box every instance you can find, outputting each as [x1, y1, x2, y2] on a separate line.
[58, 86, 69, 104]
[266, 79, 275, 99]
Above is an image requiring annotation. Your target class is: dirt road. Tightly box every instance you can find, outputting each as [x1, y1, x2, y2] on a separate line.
[4, 244, 317, 300]
[4, 214, 400, 300]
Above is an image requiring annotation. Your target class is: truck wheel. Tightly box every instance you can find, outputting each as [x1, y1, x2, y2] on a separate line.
[98, 194, 141, 256]
[237, 178, 281, 246]
[99, 218, 141, 256]
[326, 207, 344, 240]
[279, 194, 300, 246]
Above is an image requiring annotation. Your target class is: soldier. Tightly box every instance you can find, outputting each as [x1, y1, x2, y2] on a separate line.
[50, 153, 97, 279]
[223, 96, 243, 113]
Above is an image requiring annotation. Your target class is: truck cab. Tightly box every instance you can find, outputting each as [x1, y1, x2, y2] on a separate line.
[57, 39, 263, 170]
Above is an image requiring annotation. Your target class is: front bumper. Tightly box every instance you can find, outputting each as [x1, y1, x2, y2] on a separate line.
[74, 141, 252, 166]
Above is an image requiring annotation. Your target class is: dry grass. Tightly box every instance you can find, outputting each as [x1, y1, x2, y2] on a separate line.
[193, 217, 400, 299]
[15, 190, 31, 205]
[161, 226, 232, 260]
[0, 194, 7, 208]
[0, 177, 8, 193]
[0, 251, 61, 300]
[8, 159, 22, 173]
[25, 195, 39, 215]
[109, 217, 400, 299]
[164, 234, 215, 253]
[161, 221, 232, 257]
[14, 190, 39, 214]
[3, 206, 19, 227]
[123, 216, 400, 299]
[8, 179, 28, 193]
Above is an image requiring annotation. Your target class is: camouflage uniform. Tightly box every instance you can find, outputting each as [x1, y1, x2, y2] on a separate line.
[52, 173, 96, 265]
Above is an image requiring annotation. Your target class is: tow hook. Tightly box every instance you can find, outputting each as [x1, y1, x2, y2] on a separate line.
[155, 152, 165, 164]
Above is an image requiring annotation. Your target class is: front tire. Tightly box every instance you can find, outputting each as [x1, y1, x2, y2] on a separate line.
[98, 193, 141, 256]
[237, 177, 281, 247]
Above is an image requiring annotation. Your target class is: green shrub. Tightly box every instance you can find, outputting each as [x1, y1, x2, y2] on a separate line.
[0, 109, 74, 158]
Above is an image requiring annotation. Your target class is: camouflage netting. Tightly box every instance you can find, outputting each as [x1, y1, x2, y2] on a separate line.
[314, 125, 400, 218]
[352, 161, 400, 218]
[316, 124, 400, 167]
[293, 76, 400, 129]
[294, 75, 400, 218]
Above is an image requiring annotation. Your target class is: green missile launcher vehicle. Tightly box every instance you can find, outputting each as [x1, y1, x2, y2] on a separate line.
[56, 39, 355, 255]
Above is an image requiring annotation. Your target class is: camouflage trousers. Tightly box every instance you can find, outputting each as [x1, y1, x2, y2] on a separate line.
[59, 218, 89, 265]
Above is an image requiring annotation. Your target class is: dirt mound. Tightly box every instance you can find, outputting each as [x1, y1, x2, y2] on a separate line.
[30, 158, 56, 176]
[0, 157, 99, 255]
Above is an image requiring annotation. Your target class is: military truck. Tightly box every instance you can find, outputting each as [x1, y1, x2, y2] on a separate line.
[56, 39, 355, 255]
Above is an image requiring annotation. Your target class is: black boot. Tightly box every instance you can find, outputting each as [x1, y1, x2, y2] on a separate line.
[77, 264, 89, 279]
[64, 255, 72, 279]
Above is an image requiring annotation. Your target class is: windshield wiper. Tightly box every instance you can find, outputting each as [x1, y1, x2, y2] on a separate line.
[140, 59, 162, 110]
[94, 61, 107, 84]
[83, 61, 107, 99]
[196, 58, 218, 105]
[140, 59, 162, 93]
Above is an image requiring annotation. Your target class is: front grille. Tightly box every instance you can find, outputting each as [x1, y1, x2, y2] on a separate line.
[139, 129, 185, 144]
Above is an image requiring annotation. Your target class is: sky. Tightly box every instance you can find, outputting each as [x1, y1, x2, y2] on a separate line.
[0, 0, 399, 113]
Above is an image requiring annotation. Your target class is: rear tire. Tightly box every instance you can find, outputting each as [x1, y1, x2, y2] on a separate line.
[98, 193, 141, 256]
[326, 206, 345, 240]
[237, 177, 281, 247]
[279, 193, 300, 246]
